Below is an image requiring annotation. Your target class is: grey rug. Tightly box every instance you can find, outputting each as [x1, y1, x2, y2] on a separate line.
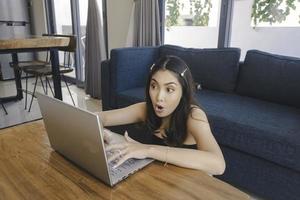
[0, 98, 42, 129]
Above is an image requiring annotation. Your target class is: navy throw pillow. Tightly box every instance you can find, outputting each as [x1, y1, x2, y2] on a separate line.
[159, 45, 241, 93]
[236, 50, 300, 108]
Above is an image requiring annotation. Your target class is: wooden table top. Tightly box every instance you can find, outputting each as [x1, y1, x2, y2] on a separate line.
[0, 121, 249, 200]
[0, 35, 70, 50]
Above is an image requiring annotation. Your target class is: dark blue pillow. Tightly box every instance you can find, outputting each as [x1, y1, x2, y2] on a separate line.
[159, 45, 241, 93]
[236, 50, 300, 108]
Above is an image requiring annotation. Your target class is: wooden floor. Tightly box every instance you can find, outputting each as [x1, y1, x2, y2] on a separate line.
[0, 120, 250, 200]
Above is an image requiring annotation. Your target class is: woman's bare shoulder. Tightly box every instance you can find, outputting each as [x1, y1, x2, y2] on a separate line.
[131, 102, 146, 108]
[188, 105, 208, 123]
[130, 102, 147, 120]
[132, 102, 147, 112]
[187, 105, 211, 140]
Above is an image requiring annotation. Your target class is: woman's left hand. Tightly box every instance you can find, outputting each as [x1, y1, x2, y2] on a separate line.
[105, 131, 149, 168]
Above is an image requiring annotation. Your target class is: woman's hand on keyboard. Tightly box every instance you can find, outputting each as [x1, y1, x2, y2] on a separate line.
[105, 131, 149, 168]
[103, 128, 113, 144]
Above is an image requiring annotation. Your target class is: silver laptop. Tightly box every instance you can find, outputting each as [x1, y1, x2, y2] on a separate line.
[36, 93, 153, 186]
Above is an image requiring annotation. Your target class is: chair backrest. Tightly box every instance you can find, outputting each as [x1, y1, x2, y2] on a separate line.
[42, 34, 77, 67]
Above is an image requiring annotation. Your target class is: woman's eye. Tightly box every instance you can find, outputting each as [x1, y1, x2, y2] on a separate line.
[167, 88, 174, 93]
[150, 84, 156, 89]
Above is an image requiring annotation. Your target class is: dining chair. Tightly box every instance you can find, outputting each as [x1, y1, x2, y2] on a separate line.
[23, 34, 76, 112]
[9, 35, 51, 109]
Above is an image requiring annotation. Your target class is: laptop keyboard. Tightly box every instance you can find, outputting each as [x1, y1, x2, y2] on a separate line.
[106, 151, 137, 177]
[108, 159, 138, 177]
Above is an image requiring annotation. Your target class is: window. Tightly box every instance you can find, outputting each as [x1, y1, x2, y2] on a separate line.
[164, 0, 221, 48]
[78, 0, 88, 82]
[49, 0, 89, 83]
[53, 0, 72, 34]
[52, 0, 75, 79]
[251, 0, 300, 27]
[230, 0, 300, 60]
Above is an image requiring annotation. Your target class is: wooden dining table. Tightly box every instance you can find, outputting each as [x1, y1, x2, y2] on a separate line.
[0, 120, 250, 200]
[0, 35, 70, 102]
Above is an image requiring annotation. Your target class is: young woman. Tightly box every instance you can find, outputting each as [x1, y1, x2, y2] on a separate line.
[98, 55, 225, 175]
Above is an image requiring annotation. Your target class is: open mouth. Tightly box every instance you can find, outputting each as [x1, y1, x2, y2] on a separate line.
[155, 104, 164, 113]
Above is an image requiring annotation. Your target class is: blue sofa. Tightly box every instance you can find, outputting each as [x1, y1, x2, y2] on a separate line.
[101, 45, 300, 200]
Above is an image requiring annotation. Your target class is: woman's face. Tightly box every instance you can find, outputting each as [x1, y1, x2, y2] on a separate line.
[149, 69, 183, 118]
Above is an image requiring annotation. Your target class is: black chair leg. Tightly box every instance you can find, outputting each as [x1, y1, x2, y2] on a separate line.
[45, 76, 48, 94]
[62, 75, 75, 106]
[28, 76, 38, 112]
[25, 72, 28, 110]
[39, 76, 47, 94]
[1, 103, 8, 115]
[45, 76, 54, 97]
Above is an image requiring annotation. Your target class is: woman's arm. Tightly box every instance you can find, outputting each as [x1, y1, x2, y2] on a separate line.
[105, 107, 225, 175]
[107, 134, 225, 175]
[97, 102, 146, 126]
[175, 107, 225, 174]
[147, 117, 225, 175]
[146, 143, 225, 175]
[106, 108, 225, 175]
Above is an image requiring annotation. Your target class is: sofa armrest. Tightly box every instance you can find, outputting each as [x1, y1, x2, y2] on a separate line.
[101, 59, 112, 110]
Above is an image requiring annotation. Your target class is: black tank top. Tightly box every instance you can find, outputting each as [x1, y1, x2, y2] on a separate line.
[151, 134, 197, 150]
[123, 123, 198, 149]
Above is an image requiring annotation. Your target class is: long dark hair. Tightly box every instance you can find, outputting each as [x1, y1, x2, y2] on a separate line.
[145, 55, 200, 147]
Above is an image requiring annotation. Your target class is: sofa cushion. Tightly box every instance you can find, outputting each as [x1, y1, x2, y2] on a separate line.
[236, 50, 300, 108]
[196, 90, 300, 172]
[117, 87, 145, 108]
[159, 45, 241, 93]
[110, 47, 159, 93]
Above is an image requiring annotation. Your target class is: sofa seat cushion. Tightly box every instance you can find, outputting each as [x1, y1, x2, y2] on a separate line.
[117, 87, 145, 108]
[196, 90, 300, 172]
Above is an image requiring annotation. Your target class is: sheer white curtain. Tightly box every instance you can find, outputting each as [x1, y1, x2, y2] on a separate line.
[85, 0, 107, 99]
[126, 0, 162, 47]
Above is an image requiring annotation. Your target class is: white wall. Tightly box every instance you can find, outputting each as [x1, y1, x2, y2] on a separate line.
[107, 0, 133, 55]
[230, 0, 300, 60]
